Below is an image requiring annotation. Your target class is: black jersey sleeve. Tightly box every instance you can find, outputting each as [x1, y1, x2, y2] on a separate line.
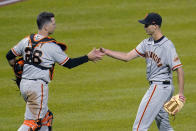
[6, 50, 17, 60]
[62, 55, 89, 69]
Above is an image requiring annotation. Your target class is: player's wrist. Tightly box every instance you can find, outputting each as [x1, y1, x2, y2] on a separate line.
[87, 54, 93, 61]
[178, 92, 185, 102]
[103, 49, 109, 55]
[84, 55, 89, 61]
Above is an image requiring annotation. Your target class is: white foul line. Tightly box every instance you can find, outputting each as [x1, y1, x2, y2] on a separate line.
[0, 0, 21, 6]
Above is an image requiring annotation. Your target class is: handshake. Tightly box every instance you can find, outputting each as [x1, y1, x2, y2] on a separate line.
[87, 48, 107, 62]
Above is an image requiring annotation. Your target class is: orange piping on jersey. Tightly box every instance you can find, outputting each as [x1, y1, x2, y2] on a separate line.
[135, 49, 145, 57]
[172, 64, 183, 71]
[137, 85, 157, 131]
[50, 68, 54, 80]
[60, 57, 69, 65]
[11, 48, 20, 56]
[49, 66, 55, 80]
[38, 84, 44, 119]
[28, 36, 33, 47]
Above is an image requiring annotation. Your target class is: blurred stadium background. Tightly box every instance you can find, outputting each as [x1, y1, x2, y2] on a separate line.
[0, 0, 195, 130]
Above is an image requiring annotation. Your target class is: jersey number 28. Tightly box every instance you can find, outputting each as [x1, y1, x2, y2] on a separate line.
[25, 47, 42, 64]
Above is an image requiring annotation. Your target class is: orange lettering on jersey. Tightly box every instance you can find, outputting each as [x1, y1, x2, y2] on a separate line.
[145, 51, 163, 67]
[157, 63, 162, 67]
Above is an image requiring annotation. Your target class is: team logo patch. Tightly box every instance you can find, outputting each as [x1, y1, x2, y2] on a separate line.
[35, 35, 41, 41]
[174, 57, 179, 62]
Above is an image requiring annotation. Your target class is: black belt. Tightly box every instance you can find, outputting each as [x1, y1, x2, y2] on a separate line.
[22, 78, 48, 84]
[149, 81, 170, 85]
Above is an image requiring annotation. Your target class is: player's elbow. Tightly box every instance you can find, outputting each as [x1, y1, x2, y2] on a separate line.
[123, 54, 131, 62]
[64, 65, 74, 69]
[6, 50, 16, 67]
[122, 59, 129, 62]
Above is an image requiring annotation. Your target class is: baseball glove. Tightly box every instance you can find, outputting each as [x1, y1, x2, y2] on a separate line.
[13, 57, 24, 88]
[164, 94, 185, 116]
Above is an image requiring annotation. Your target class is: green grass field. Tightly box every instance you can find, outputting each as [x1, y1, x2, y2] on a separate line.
[0, 0, 196, 130]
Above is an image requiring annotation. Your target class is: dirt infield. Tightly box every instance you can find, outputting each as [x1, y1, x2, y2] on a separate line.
[0, 0, 25, 7]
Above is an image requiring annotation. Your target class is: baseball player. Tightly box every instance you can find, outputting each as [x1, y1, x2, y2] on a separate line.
[100, 13, 185, 131]
[6, 12, 104, 131]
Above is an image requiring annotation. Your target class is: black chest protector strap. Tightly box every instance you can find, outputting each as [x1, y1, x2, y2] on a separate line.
[24, 34, 67, 70]
[29, 34, 67, 51]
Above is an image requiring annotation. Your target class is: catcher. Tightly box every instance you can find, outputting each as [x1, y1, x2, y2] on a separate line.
[6, 12, 104, 131]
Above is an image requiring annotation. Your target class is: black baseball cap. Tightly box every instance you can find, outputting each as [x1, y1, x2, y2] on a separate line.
[138, 13, 162, 26]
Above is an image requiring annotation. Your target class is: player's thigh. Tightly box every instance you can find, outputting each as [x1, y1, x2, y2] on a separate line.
[133, 84, 173, 129]
[25, 80, 49, 119]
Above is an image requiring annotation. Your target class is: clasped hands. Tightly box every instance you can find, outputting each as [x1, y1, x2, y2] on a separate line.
[87, 48, 106, 62]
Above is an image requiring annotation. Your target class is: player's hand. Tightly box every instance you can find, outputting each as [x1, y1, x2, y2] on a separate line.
[87, 48, 105, 62]
[99, 47, 106, 53]
[179, 93, 185, 103]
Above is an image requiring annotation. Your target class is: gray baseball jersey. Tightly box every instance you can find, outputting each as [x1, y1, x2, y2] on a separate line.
[132, 36, 182, 131]
[11, 34, 69, 83]
[13, 34, 69, 130]
[135, 36, 182, 81]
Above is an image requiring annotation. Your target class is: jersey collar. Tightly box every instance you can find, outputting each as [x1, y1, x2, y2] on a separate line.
[147, 36, 168, 45]
[154, 36, 165, 43]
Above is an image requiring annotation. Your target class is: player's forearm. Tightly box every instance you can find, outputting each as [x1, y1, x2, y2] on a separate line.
[104, 49, 130, 62]
[6, 50, 16, 67]
[104, 49, 138, 62]
[62, 55, 89, 69]
[177, 67, 184, 95]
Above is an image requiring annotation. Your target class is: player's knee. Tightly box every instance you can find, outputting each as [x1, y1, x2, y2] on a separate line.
[21, 110, 53, 131]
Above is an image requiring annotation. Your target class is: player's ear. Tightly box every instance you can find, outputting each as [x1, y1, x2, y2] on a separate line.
[154, 24, 159, 30]
[42, 24, 46, 31]
[43, 23, 49, 31]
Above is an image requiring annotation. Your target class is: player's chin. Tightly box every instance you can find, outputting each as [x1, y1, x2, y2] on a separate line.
[48, 31, 54, 35]
[146, 32, 152, 35]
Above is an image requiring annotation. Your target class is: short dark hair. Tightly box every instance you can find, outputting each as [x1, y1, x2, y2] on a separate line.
[37, 12, 55, 30]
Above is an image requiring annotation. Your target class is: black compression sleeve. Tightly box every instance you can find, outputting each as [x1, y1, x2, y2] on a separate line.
[6, 50, 17, 60]
[63, 55, 89, 69]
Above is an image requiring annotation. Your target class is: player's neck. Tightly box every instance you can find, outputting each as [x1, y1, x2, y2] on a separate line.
[38, 30, 49, 37]
[152, 31, 163, 41]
